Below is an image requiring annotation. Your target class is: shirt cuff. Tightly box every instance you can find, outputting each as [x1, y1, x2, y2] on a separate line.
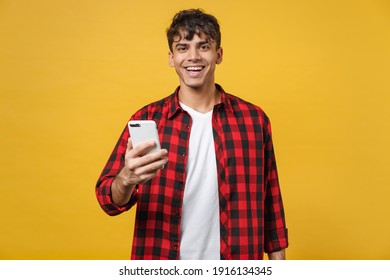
[264, 228, 289, 253]
[110, 185, 139, 212]
[99, 178, 139, 216]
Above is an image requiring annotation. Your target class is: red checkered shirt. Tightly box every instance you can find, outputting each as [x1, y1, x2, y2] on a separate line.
[96, 84, 288, 259]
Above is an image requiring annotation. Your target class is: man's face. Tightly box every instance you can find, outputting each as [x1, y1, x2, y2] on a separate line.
[168, 32, 223, 90]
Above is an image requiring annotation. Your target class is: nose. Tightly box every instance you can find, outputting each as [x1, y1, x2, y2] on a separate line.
[187, 46, 201, 61]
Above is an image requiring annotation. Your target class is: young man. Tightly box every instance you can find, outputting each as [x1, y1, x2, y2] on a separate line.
[96, 9, 288, 260]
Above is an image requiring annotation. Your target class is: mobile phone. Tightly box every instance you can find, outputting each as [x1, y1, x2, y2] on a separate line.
[128, 120, 161, 155]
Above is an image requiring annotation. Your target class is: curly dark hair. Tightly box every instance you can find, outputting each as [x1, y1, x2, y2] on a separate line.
[166, 9, 221, 52]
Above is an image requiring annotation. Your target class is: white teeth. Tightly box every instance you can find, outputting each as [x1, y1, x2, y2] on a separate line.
[186, 66, 203, 71]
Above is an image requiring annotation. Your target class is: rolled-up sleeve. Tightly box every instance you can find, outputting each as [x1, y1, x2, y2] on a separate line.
[95, 125, 139, 216]
[263, 118, 288, 253]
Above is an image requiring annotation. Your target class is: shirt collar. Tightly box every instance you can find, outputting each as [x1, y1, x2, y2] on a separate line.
[167, 84, 233, 119]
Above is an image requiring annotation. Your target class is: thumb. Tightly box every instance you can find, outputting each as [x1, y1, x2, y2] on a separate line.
[126, 137, 133, 151]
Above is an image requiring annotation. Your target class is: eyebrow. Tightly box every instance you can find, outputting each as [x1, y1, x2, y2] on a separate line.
[175, 43, 188, 49]
[174, 40, 211, 49]
[197, 41, 210, 46]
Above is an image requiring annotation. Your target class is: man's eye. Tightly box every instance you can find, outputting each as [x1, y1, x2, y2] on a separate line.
[177, 47, 187, 52]
[200, 45, 210, 50]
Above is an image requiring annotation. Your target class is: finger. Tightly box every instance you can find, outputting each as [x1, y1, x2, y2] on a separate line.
[136, 149, 168, 168]
[129, 140, 157, 157]
[138, 170, 159, 184]
[133, 156, 168, 175]
[126, 149, 168, 172]
[127, 170, 158, 186]
[129, 146, 167, 164]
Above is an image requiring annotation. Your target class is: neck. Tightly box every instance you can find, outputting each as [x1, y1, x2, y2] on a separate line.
[178, 82, 220, 113]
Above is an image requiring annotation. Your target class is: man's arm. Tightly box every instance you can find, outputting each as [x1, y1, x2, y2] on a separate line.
[96, 131, 168, 215]
[267, 249, 286, 260]
[263, 116, 289, 255]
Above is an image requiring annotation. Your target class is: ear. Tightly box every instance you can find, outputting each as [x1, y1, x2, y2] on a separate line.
[168, 52, 175, 67]
[216, 47, 223, 64]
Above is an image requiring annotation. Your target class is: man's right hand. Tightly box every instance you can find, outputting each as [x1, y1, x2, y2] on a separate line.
[112, 137, 168, 206]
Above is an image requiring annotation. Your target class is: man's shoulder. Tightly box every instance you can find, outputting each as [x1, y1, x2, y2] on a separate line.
[226, 92, 269, 121]
[131, 93, 174, 120]
[227, 92, 263, 110]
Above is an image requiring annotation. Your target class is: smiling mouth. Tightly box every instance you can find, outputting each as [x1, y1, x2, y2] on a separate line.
[185, 66, 205, 72]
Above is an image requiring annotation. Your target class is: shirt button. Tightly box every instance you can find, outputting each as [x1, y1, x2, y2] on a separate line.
[186, 125, 190, 129]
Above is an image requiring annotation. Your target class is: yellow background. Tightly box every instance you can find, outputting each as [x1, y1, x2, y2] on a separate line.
[1, 0, 389, 259]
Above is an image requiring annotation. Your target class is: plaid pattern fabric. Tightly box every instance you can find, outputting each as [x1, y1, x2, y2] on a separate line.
[96, 84, 288, 259]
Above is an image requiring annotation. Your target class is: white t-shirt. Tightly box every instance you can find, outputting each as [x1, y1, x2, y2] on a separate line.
[179, 102, 220, 260]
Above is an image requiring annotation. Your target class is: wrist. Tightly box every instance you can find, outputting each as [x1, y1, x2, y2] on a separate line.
[267, 249, 286, 260]
[115, 168, 135, 193]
